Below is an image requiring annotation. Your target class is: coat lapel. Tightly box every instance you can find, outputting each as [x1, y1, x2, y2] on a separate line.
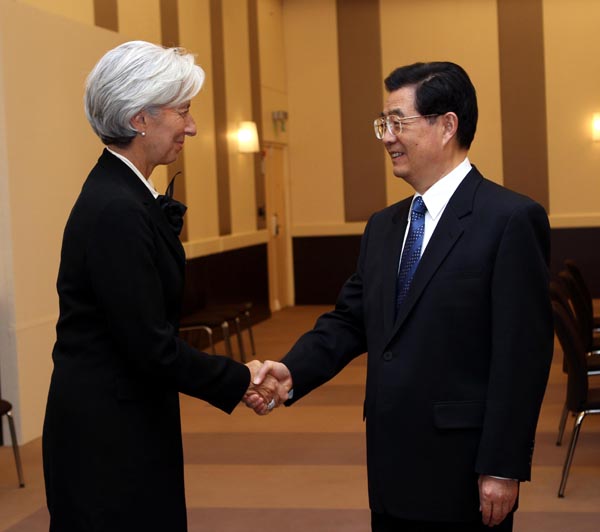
[390, 168, 483, 336]
[382, 199, 410, 336]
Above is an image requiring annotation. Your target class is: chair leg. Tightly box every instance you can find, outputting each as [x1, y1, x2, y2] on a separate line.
[556, 403, 569, 445]
[234, 317, 246, 363]
[244, 310, 256, 357]
[199, 325, 215, 355]
[221, 321, 233, 358]
[6, 412, 25, 488]
[558, 411, 586, 497]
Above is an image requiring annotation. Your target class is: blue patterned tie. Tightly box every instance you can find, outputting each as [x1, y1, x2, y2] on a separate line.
[396, 196, 427, 311]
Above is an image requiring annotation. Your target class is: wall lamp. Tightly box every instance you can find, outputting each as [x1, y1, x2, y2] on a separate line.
[593, 113, 600, 142]
[237, 121, 260, 153]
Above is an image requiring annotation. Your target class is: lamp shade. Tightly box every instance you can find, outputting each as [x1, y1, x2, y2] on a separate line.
[237, 121, 259, 152]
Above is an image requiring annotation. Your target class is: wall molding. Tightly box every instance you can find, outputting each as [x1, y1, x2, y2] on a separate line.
[292, 222, 366, 237]
[183, 229, 268, 259]
[549, 213, 600, 228]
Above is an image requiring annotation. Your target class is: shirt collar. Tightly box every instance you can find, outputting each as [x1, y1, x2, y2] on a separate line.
[106, 147, 159, 199]
[418, 157, 472, 221]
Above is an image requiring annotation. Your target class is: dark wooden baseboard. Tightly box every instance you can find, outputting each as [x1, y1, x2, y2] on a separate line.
[291, 228, 600, 305]
[293, 236, 362, 305]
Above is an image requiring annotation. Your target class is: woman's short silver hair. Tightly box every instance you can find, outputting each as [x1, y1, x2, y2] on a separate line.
[84, 40, 205, 146]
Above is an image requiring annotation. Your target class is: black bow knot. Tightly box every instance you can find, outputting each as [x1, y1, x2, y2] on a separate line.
[157, 172, 187, 236]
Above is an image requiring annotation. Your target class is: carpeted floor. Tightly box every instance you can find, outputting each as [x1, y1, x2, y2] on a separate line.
[0, 305, 598, 531]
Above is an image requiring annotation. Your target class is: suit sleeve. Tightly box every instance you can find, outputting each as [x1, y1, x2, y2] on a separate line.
[281, 217, 372, 403]
[475, 201, 554, 480]
[86, 197, 250, 413]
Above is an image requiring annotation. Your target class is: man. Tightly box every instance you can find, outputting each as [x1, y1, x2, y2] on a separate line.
[253, 62, 553, 531]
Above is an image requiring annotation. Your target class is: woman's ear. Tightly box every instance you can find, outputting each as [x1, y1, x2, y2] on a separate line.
[130, 111, 147, 134]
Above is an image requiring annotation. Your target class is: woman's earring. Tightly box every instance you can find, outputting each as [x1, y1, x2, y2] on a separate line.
[140, 131, 146, 137]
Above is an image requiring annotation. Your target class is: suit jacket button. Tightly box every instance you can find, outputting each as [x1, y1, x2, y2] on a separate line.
[383, 351, 393, 361]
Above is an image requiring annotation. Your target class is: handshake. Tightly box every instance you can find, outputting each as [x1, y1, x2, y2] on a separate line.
[243, 360, 293, 415]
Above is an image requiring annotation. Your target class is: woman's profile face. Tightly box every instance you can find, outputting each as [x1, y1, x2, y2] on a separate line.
[143, 101, 197, 167]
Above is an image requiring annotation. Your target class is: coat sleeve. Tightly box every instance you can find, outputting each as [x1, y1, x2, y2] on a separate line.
[86, 197, 250, 413]
[281, 216, 372, 403]
[475, 201, 554, 480]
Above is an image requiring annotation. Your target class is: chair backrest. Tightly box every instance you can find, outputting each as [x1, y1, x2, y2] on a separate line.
[550, 279, 577, 374]
[552, 300, 589, 412]
[558, 270, 593, 352]
[564, 259, 594, 317]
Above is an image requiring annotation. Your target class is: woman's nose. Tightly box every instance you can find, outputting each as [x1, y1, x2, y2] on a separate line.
[185, 114, 197, 136]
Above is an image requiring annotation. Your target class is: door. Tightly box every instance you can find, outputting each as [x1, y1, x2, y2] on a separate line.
[263, 142, 293, 311]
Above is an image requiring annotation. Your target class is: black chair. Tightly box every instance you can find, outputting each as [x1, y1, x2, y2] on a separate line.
[564, 260, 600, 333]
[0, 399, 25, 488]
[550, 279, 600, 377]
[551, 301, 600, 497]
[206, 302, 256, 358]
[179, 323, 216, 355]
[180, 310, 235, 359]
[558, 269, 600, 356]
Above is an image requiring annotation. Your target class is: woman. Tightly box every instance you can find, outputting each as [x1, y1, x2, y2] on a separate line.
[43, 41, 281, 532]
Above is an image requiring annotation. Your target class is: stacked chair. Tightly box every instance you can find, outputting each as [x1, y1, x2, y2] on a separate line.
[550, 261, 600, 497]
[180, 302, 256, 363]
[0, 398, 25, 488]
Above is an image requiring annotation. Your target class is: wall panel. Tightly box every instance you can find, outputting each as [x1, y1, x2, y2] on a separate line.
[179, 0, 221, 242]
[118, 0, 162, 44]
[17, 0, 94, 25]
[498, 0, 549, 210]
[222, 0, 258, 235]
[283, 0, 345, 229]
[544, 0, 600, 227]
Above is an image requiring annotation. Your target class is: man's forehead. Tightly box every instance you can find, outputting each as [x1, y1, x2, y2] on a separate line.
[383, 86, 417, 116]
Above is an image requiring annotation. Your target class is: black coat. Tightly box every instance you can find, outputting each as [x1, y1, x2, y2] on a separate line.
[43, 150, 250, 532]
[282, 167, 553, 522]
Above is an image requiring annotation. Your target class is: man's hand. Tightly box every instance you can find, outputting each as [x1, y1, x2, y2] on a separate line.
[254, 360, 293, 395]
[478, 475, 518, 527]
[242, 360, 291, 415]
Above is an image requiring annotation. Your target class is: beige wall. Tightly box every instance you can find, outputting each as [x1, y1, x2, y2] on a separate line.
[283, 0, 346, 232]
[282, 0, 504, 236]
[223, 0, 258, 236]
[118, 0, 162, 43]
[17, 0, 94, 25]
[380, 0, 503, 205]
[258, 0, 289, 145]
[544, 0, 600, 227]
[0, 0, 276, 442]
[2, 0, 600, 443]
[178, 0, 220, 242]
[0, 0, 124, 442]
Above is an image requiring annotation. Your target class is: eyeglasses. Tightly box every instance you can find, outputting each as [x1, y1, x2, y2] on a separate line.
[373, 114, 439, 139]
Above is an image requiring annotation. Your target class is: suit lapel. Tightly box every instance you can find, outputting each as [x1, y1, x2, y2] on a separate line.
[382, 199, 410, 335]
[390, 168, 483, 336]
[97, 150, 186, 269]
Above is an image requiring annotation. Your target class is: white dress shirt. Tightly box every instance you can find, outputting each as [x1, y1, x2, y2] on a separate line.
[399, 157, 472, 269]
[106, 148, 159, 199]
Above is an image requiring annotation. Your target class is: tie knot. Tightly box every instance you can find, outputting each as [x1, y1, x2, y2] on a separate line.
[412, 196, 426, 215]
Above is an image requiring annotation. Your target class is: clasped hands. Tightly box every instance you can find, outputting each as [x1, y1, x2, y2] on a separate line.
[243, 360, 292, 415]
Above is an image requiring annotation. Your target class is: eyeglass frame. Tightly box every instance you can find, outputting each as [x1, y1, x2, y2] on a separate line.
[373, 113, 440, 140]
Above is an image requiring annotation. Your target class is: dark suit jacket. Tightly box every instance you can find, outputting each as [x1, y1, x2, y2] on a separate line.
[282, 167, 553, 522]
[43, 150, 250, 532]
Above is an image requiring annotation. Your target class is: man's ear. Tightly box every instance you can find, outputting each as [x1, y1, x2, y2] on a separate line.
[441, 112, 459, 146]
